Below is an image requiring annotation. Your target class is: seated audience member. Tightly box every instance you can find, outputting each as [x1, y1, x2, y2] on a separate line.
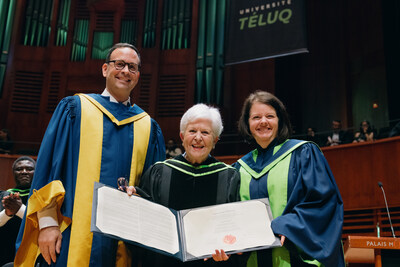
[326, 120, 351, 146]
[125, 104, 246, 266]
[0, 129, 13, 154]
[305, 127, 323, 147]
[389, 121, 400, 137]
[165, 138, 183, 158]
[353, 120, 375, 142]
[0, 156, 35, 266]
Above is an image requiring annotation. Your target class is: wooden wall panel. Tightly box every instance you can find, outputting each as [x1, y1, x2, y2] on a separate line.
[135, 0, 198, 142]
[154, 49, 196, 141]
[323, 136, 400, 210]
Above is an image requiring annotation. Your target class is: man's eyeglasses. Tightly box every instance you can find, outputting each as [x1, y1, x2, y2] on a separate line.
[107, 60, 140, 74]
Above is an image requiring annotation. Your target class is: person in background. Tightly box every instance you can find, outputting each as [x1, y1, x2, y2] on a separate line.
[304, 127, 323, 147]
[234, 91, 344, 266]
[353, 120, 375, 143]
[14, 43, 165, 267]
[0, 156, 35, 266]
[126, 104, 246, 266]
[0, 129, 13, 154]
[325, 119, 351, 146]
[165, 138, 183, 158]
[389, 120, 400, 137]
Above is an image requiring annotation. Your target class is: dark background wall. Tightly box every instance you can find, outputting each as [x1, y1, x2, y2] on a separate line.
[1, 0, 399, 156]
[276, 0, 392, 138]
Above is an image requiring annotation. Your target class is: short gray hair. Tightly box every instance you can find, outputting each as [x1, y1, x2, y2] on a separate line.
[180, 104, 223, 138]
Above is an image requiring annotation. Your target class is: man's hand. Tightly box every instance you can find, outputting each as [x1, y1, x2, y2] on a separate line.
[38, 226, 62, 265]
[2, 193, 22, 216]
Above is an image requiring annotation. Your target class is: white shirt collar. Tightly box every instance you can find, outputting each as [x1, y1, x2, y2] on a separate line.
[101, 89, 131, 106]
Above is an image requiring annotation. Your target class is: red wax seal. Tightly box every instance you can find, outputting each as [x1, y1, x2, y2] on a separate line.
[223, 234, 237, 245]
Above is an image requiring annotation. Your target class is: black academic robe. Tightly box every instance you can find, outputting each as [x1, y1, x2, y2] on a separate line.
[135, 155, 245, 267]
[0, 188, 29, 265]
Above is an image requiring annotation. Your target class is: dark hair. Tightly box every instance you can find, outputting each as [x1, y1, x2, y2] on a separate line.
[306, 127, 316, 133]
[105, 43, 141, 67]
[360, 120, 373, 133]
[238, 91, 292, 144]
[12, 156, 36, 171]
[0, 128, 11, 141]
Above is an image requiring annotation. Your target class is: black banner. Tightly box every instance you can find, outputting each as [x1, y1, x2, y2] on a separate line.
[225, 0, 308, 65]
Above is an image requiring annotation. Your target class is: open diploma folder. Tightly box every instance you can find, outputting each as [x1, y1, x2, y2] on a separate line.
[91, 182, 281, 262]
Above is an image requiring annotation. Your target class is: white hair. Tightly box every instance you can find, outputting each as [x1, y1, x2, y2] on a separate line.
[180, 104, 223, 138]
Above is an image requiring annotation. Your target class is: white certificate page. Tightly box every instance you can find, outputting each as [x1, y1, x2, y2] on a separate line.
[95, 186, 180, 255]
[183, 200, 278, 258]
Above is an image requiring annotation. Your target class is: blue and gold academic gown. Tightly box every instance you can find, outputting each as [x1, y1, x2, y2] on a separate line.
[234, 139, 344, 267]
[14, 94, 165, 267]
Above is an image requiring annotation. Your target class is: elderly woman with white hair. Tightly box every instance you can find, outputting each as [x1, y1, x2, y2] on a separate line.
[126, 104, 245, 266]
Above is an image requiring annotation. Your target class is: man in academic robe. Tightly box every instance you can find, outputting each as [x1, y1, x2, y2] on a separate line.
[0, 156, 35, 266]
[14, 43, 165, 267]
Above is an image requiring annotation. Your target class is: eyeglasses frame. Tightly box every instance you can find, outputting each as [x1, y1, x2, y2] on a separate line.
[107, 60, 140, 74]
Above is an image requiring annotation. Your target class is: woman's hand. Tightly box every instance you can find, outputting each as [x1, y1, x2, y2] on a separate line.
[204, 249, 231, 262]
[280, 235, 286, 246]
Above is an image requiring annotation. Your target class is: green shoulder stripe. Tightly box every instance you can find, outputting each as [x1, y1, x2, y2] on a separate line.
[7, 188, 30, 197]
[238, 141, 308, 179]
[162, 159, 233, 177]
